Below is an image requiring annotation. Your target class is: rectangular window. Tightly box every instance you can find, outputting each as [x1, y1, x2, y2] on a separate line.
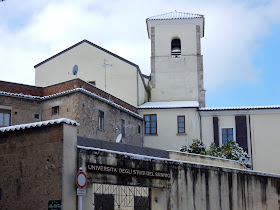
[138, 125, 141, 134]
[121, 119, 125, 137]
[52, 106, 59, 115]
[177, 116, 185, 133]
[144, 114, 157, 134]
[0, 109, 11, 127]
[98, 110, 104, 130]
[222, 128, 233, 144]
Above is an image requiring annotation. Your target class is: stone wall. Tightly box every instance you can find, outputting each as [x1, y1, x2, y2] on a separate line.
[0, 125, 64, 209]
[0, 95, 41, 125]
[41, 92, 143, 146]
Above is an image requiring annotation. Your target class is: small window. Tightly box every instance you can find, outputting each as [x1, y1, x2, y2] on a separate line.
[144, 114, 157, 134]
[121, 119, 125, 137]
[88, 81, 96, 86]
[0, 109, 11, 127]
[138, 125, 141, 134]
[177, 116, 185, 133]
[222, 128, 233, 144]
[98, 110, 104, 130]
[33, 113, 40, 119]
[52, 106, 59, 115]
[171, 38, 181, 57]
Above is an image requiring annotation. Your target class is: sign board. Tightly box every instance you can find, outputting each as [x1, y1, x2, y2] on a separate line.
[48, 200, 62, 210]
[76, 171, 87, 188]
[77, 188, 86, 196]
[87, 163, 171, 180]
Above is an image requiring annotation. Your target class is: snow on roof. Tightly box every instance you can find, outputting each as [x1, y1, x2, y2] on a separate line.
[147, 11, 203, 21]
[0, 118, 79, 133]
[0, 88, 142, 119]
[138, 101, 199, 109]
[200, 105, 280, 111]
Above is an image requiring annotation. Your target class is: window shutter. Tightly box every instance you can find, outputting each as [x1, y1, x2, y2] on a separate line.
[235, 116, 248, 152]
[213, 117, 219, 147]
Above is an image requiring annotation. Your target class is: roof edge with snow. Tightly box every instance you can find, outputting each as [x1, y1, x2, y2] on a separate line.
[0, 118, 79, 133]
[138, 101, 199, 109]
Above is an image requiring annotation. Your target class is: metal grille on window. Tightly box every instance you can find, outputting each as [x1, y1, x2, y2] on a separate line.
[92, 183, 150, 210]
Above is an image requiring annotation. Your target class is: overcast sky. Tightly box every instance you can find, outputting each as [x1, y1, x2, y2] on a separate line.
[0, 0, 280, 107]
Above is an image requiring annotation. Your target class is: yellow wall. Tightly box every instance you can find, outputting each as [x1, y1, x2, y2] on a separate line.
[35, 42, 146, 106]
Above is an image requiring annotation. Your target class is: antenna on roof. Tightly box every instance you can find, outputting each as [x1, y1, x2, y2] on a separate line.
[102, 59, 112, 91]
[116, 134, 122, 143]
[73, 65, 78, 78]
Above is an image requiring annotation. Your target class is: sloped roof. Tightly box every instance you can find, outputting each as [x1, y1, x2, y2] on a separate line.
[0, 88, 143, 119]
[147, 11, 203, 21]
[0, 118, 79, 133]
[138, 101, 199, 109]
[34, 39, 139, 69]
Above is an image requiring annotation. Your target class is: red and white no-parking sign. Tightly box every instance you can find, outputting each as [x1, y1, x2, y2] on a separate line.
[76, 171, 87, 189]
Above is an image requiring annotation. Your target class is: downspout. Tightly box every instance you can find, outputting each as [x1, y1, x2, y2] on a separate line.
[198, 108, 202, 141]
[248, 114, 253, 170]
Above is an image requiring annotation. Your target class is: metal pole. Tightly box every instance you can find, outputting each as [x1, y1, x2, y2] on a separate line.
[78, 195, 82, 210]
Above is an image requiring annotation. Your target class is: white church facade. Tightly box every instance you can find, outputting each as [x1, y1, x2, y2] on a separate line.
[32, 11, 280, 174]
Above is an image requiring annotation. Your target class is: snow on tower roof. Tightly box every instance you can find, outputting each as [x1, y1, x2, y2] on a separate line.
[147, 11, 203, 21]
[0, 118, 79, 133]
[138, 101, 199, 109]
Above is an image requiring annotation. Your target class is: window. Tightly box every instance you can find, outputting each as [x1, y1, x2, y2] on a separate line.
[138, 125, 141, 134]
[222, 128, 233, 144]
[98, 110, 104, 130]
[0, 109, 11, 127]
[171, 38, 181, 57]
[121, 119, 125, 137]
[144, 114, 157, 134]
[52, 106, 59, 115]
[33, 113, 40, 120]
[177, 116, 185, 133]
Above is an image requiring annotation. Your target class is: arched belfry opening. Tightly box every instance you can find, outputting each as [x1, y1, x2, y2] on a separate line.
[171, 38, 181, 57]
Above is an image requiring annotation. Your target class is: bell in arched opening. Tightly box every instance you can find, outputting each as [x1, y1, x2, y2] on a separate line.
[171, 38, 181, 57]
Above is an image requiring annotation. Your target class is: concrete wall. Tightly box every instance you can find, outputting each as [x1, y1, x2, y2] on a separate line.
[139, 108, 200, 151]
[80, 147, 280, 210]
[169, 151, 246, 169]
[35, 41, 147, 106]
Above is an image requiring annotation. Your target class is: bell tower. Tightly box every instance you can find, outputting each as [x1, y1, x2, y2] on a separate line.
[146, 11, 205, 107]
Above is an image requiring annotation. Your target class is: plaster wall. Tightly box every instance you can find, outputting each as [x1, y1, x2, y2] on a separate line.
[139, 108, 200, 151]
[150, 24, 200, 102]
[200, 115, 214, 147]
[35, 42, 146, 106]
[250, 113, 280, 174]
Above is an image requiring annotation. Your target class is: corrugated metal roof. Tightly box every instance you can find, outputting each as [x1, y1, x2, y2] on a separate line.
[0, 118, 79, 133]
[77, 137, 169, 158]
[138, 101, 199, 109]
[147, 11, 203, 21]
[200, 105, 280, 111]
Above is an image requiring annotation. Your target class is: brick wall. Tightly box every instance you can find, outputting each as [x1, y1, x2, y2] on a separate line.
[0, 125, 64, 209]
[0, 80, 43, 96]
[43, 79, 138, 113]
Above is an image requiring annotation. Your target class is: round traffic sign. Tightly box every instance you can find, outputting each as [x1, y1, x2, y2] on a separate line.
[76, 171, 87, 188]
